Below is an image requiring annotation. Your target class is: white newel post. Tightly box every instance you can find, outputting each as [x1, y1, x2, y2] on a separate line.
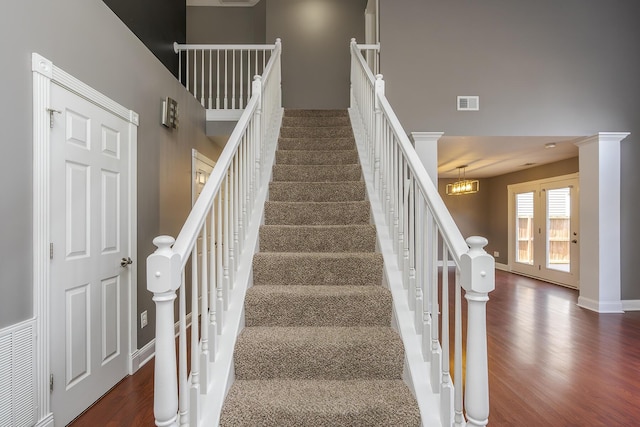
[411, 132, 443, 187]
[147, 236, 181, 427]
[460, 236, 494, 427]
[575, 132, 629, 313]
[374, 74, 385, 191]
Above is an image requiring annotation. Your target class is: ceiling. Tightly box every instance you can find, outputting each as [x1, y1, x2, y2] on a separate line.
[187, 0, 259, 6]
[437, 135, 581, 179]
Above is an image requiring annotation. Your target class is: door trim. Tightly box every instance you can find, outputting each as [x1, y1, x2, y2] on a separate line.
[31, 53, 138, 425]
[507, 173, 579, 288]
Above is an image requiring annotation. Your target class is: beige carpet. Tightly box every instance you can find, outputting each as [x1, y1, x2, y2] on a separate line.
[219, 109, 421, 426]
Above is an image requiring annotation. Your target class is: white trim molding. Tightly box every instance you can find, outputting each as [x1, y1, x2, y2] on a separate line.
[495, 262, 510, 272]
[31, 53, 139, 425]
[621, 300, 640, 312]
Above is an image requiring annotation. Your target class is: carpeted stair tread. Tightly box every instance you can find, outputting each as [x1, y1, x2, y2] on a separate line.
[282, 116, 352, 127]
[220, 379, 421, 427]
[244, 285, 392, 327]
[280, 126, 353, 139]
[264, 201, 370, 225]
[272, 164, 362, 182]
[269, 181, 365, 202]
[275, 149, 358, 165]
[260, 224, 376, 252]
[252, 252, 383, 286]
[278, 137, 356, 151]
[284, 109, 349, 117]
[234, 326, 405, 380]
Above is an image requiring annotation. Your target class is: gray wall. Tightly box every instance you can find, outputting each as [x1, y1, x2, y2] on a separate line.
[381, 0, 640, 299]
[0, 0, 221, 347]
[266, 0, 367, 109]
[103, 0, 186, 76]
[187, 3, 267, 44]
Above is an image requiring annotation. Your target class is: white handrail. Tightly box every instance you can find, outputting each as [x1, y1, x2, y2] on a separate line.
[175, 41, 279, 110]
[146, 39, 282, 427]
[349, 39, 494, 427]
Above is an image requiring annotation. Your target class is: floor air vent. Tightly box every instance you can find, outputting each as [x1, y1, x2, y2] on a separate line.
[0, 319, 36, 427]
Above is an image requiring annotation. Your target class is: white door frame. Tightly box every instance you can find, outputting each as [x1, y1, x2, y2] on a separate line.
[31, 53, 138, 427]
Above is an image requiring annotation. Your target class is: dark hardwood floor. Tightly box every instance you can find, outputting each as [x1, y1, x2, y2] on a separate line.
[70, 270, 640, 426]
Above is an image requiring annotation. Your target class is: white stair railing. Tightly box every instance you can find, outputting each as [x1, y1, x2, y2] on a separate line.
[174, 41, 279, 110]
[350, 39, 495, 427]
[147, 39, 282, 427]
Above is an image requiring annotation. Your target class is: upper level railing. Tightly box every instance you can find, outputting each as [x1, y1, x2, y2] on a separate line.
[147, 40, 282, 427]
[174, 41, 279, 110]
[350, 39, 495, 427]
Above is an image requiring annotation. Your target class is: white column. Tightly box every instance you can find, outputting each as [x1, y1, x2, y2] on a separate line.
[575, 132, 629, 313]
[411, 132, 443, 186]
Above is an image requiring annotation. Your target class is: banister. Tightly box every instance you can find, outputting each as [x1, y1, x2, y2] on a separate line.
[174, 42, 277, 52]
[376, 94, 468, 266]
[349, 39, 494, 427]
[147, 40, 282, 427]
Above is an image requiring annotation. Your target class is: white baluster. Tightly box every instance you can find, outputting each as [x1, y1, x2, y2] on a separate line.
[430, 220, 441, 392]
[209, 209, 218, 361]
[461, 236, 494, 427]
[455, 267, 464, 426]
[441, 247, 453, 426]
[200, 49, 205, 106]
[178, 272, 188, 426]
[239, 50, 244, 109]
[232, 50, 236, 109]
[208, 50, 213, 109]
[147, 236, 180, 427]
[408, 175, 416, 309]
[190, 247, 200, 426]
[374, 75, 384, 191]
[216, 50, 220, 109]
[223, 173, 230, 310]
[224, 50, 228, 109]
[200, 223, 209, 386]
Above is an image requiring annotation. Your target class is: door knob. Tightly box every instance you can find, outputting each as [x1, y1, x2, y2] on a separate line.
[121, 257, 133, 267]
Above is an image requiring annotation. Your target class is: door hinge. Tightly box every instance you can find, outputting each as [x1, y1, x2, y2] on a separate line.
[50, 243, 54, 259]
[47, 108, 61, 129]
[50, 374, 54, 392]
[538, 265, 541, 271]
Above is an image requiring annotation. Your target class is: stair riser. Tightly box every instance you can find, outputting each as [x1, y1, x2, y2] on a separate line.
[264, 201, 370, 225]
[282, 116, 352, 127]
[220, 380, 421, 427]
[253, 253, 383, 287]
[280, 127, 353, 138]
[272, 165, 361, 182]
[259, 225, 377, 252]
[284, 109, 349, 117]
[275, 150, 358, 165]
[278, 138, 356, 151]
[234, 328, 405, 380]
[269, 182, 366, 202]
[244, 287, 392, 327]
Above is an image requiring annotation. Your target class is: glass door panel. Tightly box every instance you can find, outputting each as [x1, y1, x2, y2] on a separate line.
[546, 187, 571, 273]
[515, 192, 534, 265]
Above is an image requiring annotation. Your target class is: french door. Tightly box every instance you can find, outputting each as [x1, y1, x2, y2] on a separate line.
[508, 174, 579, 288]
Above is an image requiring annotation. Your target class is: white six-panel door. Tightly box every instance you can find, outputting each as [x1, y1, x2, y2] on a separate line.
[49, 82, 131, 426]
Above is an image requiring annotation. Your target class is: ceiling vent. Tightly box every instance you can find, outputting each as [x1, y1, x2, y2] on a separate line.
[457, 96, 479, 111]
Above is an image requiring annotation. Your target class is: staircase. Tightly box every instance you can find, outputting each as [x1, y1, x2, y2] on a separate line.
[219, 110, 421, 426]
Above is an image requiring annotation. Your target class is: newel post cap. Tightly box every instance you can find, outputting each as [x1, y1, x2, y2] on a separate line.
[460, 236, 495, 293]
[147, 235, 181, 294]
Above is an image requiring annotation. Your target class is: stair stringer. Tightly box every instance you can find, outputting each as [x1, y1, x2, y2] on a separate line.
[198, 107, 284, 427]
[349, 108, 442, 427]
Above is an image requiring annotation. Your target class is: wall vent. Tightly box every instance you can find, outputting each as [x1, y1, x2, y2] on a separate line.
[457, 96, 479, 111]
[0, 320, 36, 427]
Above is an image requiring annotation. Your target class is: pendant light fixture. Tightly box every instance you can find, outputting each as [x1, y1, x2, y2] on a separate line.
[446, 165, 479, 196]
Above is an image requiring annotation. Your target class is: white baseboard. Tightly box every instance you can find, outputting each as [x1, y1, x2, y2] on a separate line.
[621, 300, 640, 311]
[129, 312, 193, 373]
[577, 296, 624, 313]
[36, 414, 54, 427]
[495, 262, 510, 272]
